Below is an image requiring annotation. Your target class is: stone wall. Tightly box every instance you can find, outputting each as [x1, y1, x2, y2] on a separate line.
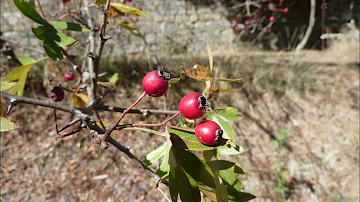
[1, 0, 235, 58]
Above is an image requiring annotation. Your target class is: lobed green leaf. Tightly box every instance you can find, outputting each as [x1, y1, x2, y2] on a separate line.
[13, 0, 48, 25]
[0, 117, 18, 132]
[50, 21, 90, 32]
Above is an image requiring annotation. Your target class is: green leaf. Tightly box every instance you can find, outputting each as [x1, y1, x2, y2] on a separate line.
[169, 128, 214, 151]
[206, 160, 244, 174]
[213, 174, 228, 202]
[218, 168, 244, 193]
[2, 57, 47, 95]
[18, 56, 36, 65]
[32, 25, 77, 60]
[228, 191, 256, 202]
[110, 3, 150, 16]
[117, 20, 141, 37]
[156, 142, 171, 177]
[43, 39, 63, 60]
[0, 117, 18, 132]
[13, 0, 48, 25]
[207, 107, 240, 140]
[173, 147, 216, 188]
[109, 73, 119, 85]
[0, 81, 18, 91]
[169, 167, 179, 201]
[50, 21, 90, 32]
[143, 141, 168, 166]
[169, 166, 201, 202]
[217, 143, 245, 156]
[203, 150, 217, 161]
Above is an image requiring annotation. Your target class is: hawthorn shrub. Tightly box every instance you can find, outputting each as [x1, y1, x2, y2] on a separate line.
[1, 0, 255, 201]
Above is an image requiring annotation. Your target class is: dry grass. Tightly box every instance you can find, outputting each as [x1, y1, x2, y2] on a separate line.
[1, 50, 359, 202]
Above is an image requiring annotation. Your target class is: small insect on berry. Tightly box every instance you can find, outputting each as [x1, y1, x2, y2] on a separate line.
[195, 120, 223, 145]
[64, 72, 75, 81]
[142, 69, 170, 97]
[50, 86, 65, 102]
[179, 92, 209, 119]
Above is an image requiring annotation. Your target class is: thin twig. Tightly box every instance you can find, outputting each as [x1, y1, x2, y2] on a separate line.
[94, 104, 178, 115]
[102, 91, 147, 142]
[36, 0, 47, 20]
[94, 109, 106, 129]
[107, 137, 169, 186]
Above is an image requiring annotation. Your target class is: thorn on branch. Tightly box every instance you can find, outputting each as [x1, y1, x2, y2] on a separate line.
[6, 98, 17, 115]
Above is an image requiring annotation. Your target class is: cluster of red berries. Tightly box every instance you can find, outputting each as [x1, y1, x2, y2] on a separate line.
[142, 69, 223, 146]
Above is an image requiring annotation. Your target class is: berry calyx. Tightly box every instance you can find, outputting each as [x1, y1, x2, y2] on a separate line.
[142, 70, 170, 97]
[195, 120, 223, 145]
[269, 16, 275, 22]
[283, 8, 289, 13]
[50, 86, 65, 102]
[64, 72, 75, 81]
[231, 23, 237, 29]
[179, 92, 209, 119]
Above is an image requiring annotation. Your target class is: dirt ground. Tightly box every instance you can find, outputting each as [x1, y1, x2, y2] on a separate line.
[1, 50, 359, 202]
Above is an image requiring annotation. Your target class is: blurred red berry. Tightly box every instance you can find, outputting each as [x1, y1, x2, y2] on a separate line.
[135, 6, 141, 10]
[61, 0, 70, 3]
[64, 72, 75, 81]
[244, 21, 250, 26]
[283, 8, 289, 13]
[126, 0, 132, 2]
[231, 23, 237, 29]
[269, 16, 275, 22]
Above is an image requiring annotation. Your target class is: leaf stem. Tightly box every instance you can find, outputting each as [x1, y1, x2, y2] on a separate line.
[36, 0, 47, 20]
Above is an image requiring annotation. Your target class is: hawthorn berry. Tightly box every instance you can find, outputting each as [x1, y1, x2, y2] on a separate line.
[142, 70, 169, 97]
[269, 16, 275, 22]
[244, 21, 250, 26]
[135, 6, 141, 10]
[50, 86, 65, 102]
[283, 8, 289, 13]
[64, 72, 75, 81]
[195, 120, 223, 145]
[61, 0, 70, 3]
[231, 23, 237, 29]
[179, 92, 209, 119]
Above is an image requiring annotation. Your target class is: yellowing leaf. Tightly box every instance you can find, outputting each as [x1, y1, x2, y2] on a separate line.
[72, 93, 88, 108]
[0, 117, 18, 132]
[181, 64, 210, 81]
[108, 73, 119, 85]
[110, 3, 150, 16]
[2, 56, 47, 95]
[97, 81, 114, 87]
[0, 81, 19, 91]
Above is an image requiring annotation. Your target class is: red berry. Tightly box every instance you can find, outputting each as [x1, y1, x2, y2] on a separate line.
[126, 0, 132, 2]
[244, 21, 250, 26]
[179, 92, 209, 119]
[283, 8, 289, 13]
[61, 0, 70, 3]
[195, 120, 223, 145]
[50, 86, 65, 102]
[231, 23, 237, 29]
[135, 6, 141, 10]
[142, 70, 169, 97]
[64, 72, 75, 81]
[269, 16, 275, 22]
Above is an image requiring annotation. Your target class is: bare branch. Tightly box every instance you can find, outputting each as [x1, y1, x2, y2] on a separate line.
[107, 137, 169, 186]
[94, 104, 179, 115]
